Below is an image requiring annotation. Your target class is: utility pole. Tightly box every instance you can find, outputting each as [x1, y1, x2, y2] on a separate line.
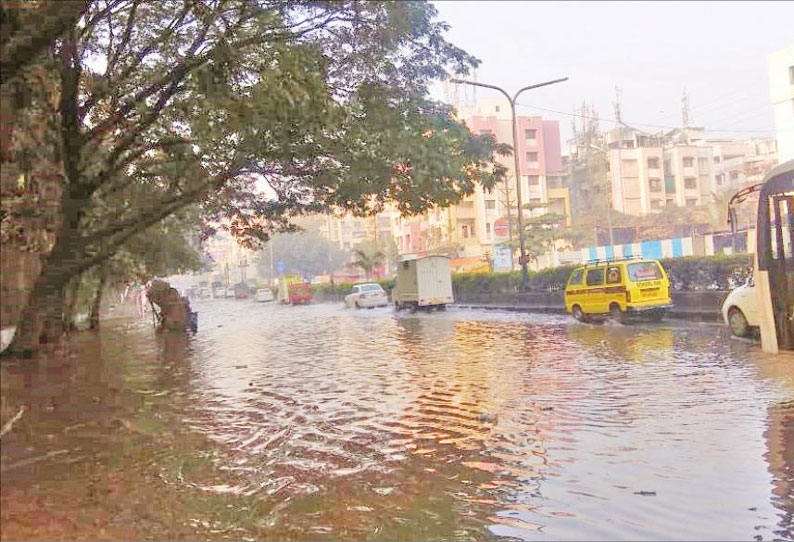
[589, 142, 615, 248]
[451, 76, 568, 289]
[238, 258, 248, 283]
[268, 240, 274, 280]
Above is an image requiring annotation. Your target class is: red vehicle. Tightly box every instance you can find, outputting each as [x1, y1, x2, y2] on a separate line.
[288, 282, 312, 305]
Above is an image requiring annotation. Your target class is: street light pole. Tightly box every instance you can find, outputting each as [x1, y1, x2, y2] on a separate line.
[451, 77, 568, 289]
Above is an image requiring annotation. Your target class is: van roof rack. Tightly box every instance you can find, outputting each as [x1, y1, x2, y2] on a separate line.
[584, 255, 642, 267]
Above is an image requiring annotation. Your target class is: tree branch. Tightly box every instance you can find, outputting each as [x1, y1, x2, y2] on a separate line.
[0, 0, 90, 87]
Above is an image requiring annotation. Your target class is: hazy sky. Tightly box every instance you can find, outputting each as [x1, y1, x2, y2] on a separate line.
[430, 1, 794, 145]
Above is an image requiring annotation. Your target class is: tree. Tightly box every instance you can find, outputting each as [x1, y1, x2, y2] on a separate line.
[351, 239, 385, 280]
[422, 223, 463, 257]
[506, 203, 574, 263]
[258, 229, 348, 279]
[2, 1, 507, 356]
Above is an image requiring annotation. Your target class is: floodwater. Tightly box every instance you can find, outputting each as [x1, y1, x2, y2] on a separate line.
[1, 301, 792, 540]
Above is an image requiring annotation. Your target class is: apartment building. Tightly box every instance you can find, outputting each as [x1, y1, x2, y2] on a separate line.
[701, 137, 778, 190]
[600, 126, 716, 215]
[318, 211, 392, 251]
[768, 45, 794, 163]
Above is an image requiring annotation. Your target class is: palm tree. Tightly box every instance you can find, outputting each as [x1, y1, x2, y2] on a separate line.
[352, 242, 385, 280]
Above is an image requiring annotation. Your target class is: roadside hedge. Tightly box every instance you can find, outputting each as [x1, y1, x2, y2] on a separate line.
[451, 254, 753, 295]
[310, 254, 753, 299]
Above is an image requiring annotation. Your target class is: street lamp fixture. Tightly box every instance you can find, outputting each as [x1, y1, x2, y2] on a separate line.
[450, 76, 568, 289]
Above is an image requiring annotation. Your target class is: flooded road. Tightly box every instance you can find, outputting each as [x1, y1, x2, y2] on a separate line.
[1, 301, 792, 540]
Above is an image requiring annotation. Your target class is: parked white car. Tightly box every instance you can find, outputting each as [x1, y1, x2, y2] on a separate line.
[255, 288, 275, 302]
[224, 287, 236, 298]
[345, 283, 389, 309]
[722, 278, 760, 337]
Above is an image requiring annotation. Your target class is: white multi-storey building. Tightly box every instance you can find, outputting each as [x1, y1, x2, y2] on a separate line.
[768, 45, 794, 163]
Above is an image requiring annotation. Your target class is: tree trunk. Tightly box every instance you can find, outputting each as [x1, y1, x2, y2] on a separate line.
[2, 269, 68, 358]
[88, 267, 108, 330]
[61, 275, 81, 332]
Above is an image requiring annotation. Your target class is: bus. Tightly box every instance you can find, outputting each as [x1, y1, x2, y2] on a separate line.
[732, 160, 794, 353]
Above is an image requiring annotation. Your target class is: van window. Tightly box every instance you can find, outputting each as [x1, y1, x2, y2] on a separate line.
[586, 268, 605, 286]
[568, 269, 584, 286]
[606, 266, 622, 284]
[628, 262, 662, 281]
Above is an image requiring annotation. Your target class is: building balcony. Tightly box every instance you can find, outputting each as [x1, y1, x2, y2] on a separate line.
[455, 205, 477, 220]
[647, 167, 662, 178]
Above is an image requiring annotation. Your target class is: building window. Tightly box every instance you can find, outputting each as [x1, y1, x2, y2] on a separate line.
[486, 223, 491, 237]
[730, 170, 739, 180]
[716, 174, 724, 186]
[698, 157, 709, 170]
[528, 175, 540, 186]
[664, 159, 672, 172]
[714, 156, 721, 164]
[651, 199, 665, 210]
[684, 177, 697, 190]
[461, 225, 469, 238]
[524, 129, 537, 141]
[683, 157, 694, 168]
[666, 198, 675, 206]
[526, 152, 539, 164]
[686, 198, 697, 207]
[495, 105, 500, 113]
[485, 200, 496, 209]
[647, 157, 660, 169]
[649, 178, 662, 192]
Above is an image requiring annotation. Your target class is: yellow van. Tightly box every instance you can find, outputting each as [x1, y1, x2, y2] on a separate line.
[564, 258, 673, 322]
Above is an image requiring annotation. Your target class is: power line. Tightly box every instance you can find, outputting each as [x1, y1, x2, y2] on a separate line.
[515, 102, 774, 134]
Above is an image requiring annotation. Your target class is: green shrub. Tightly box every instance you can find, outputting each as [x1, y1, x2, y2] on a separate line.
[660, 254, 751, 291]
[451, 254, 753, 294]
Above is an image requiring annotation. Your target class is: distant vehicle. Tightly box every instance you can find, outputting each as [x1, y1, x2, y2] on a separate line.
[345, 283, 389, 309]
[255, 288, 275, 303]
[233, 282, 250, 299]
[722, 277, 760, 337]
[278, 276, 312, 305]
[224, 287, 235, 298]
[564, 258, 673, 322]
[199, 287, 211, 298]
[393, 255, 454, 311]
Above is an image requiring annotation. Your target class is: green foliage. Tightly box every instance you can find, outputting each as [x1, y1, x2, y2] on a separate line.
[351, 239, 386, 279]
[660, 254, 752, 291]
[452, 254, 753, 294]
[504, 203, 574, 261]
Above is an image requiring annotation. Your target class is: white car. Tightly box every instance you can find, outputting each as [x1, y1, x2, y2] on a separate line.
[224, 287, 236, 298]
[255, 288, 275, 302]
[345, 283, 389, 309]
[722, 278, 760, 337]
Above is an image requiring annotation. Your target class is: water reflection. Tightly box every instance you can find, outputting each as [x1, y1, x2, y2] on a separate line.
[1, 303, 792, 540]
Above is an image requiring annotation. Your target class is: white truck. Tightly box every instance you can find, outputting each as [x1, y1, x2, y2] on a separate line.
[393, 255, 454, 311]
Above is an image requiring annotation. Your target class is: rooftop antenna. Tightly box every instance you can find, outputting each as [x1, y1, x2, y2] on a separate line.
[613, 86, 623, 124]
[682, 88, 690, 128]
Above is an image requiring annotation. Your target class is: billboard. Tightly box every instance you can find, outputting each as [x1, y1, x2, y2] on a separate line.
[492, 243, 513, 272]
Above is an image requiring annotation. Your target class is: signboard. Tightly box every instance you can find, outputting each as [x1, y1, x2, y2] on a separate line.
[492, 244, 513, 272]
[494, 218, 510, 238]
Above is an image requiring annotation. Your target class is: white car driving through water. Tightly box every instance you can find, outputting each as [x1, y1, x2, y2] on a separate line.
[722, 277, 760, 337]
[345, 283, 389, 309]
